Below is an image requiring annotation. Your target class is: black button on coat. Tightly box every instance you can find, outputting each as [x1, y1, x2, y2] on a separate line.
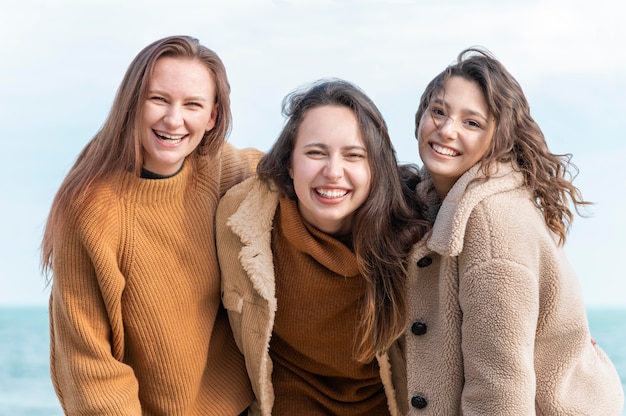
[416, 257, 432, 268]
[411, 395, 428, 409]
[411, 321, 427, 336]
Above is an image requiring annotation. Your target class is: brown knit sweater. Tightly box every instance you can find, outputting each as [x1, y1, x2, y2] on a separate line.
[268, 198, 390, 415]
[49, 143, 261, 415]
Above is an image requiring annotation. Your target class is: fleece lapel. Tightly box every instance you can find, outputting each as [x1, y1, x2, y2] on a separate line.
[428, 163, 523, 257]
[226, 179, 279, 310]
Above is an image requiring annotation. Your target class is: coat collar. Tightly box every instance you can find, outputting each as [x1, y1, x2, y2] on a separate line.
[420, 163, 524, 257]
[226, 178, 280, 305]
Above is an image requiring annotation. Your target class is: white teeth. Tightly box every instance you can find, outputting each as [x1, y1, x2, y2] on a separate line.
[431, 143, 459, 157]
[155, 131, 185, 142]
[316, 188, 348, 198]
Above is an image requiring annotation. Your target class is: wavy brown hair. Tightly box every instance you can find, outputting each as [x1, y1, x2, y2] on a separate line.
[415, 47, 590, 244]
[258, 78, 430, 361]
[41, 35, 232, 277]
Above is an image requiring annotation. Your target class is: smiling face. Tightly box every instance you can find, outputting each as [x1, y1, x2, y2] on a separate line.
[289, 105, 372, 236]
[140, 57, 217, 176]
[418, 76, 495, 199]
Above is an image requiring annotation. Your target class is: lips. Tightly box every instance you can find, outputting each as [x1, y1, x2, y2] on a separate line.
[154, 130, 186, 144]
[315, 188, 348, 198]
[431, 142, 460, 157]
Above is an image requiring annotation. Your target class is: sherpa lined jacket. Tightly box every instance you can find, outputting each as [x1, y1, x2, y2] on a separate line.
[405, 163, 624, 415]
[216, 177, 408, 416]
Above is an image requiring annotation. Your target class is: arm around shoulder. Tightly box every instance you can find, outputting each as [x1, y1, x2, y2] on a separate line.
[217, 142, 264, 196]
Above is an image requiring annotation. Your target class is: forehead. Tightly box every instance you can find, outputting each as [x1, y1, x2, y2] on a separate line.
[149, 57, 214, 91]
[436, 77, 490, 115]
[296, 105, 363, 145]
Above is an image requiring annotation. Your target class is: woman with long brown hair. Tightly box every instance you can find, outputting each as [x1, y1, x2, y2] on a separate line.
[41, 35, 261, 415]
[217, 78, 429, 415]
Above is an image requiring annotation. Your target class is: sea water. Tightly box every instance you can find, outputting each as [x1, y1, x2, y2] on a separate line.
[1, 306, 624, 415]
[0, 307, 60, 416]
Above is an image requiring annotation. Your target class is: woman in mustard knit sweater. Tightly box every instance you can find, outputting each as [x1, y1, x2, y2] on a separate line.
[216, 79, 430, 415]
[41, 35, 261, 415]
[404, 47, 624, 415]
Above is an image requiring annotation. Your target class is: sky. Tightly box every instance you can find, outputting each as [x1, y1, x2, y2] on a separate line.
[1, 0, 625, 307]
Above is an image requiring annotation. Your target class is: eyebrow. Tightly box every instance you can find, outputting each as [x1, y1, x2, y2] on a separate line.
[147, 89, 209, 102]
[432, 97, 489, 123]
[303, 143, 367, 152]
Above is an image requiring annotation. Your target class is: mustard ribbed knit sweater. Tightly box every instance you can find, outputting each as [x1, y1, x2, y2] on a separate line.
[49, 143, 261, 415]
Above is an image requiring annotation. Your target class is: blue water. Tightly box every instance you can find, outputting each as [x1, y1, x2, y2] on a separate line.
[0, 307, 60, 416]
[1, 306, 624, 415]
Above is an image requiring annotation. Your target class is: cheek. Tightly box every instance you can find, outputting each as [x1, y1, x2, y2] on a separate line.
[141, 103, 158, 125]
[417, 131, 430, 156]
[417, 114, 431, 138]
[289, 163, 306, 190]
[357, 165, 372, 195]
[477, 135, 493, 159]
[417, 131, 426, 148]
[416, 123, 432, 147]
[291, 172, 309, 202]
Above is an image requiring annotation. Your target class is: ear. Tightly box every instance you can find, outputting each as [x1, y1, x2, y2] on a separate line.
[288, 164, 294, 179]
[205, 106, 218, 131]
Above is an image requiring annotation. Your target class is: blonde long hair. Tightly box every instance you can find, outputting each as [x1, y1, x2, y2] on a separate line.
[41, 35, 231, 277]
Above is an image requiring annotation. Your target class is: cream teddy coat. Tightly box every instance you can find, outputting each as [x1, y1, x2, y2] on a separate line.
[216, 176, 408, 416]
[405, 163, 624, 415]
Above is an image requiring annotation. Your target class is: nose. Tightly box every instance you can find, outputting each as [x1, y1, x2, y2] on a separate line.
[163, 105, 184, 129]
[438, 116, 458, 140]
[323, 156, 343, 181]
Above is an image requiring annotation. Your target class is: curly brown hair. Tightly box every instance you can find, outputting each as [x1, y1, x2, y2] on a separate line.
[415, 47, 590, 244]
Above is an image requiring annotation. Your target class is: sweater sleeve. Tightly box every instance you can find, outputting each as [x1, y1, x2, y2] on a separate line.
[49, 199, 141, 415]
[218, 142, 263, 197]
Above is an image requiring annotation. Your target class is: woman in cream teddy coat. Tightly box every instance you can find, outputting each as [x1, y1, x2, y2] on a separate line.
[404, 47, 624, 415]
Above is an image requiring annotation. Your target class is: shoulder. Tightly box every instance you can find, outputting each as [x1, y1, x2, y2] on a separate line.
[468, 164, 547, 234]
[459, 182, 559, 279]
[217, 176, 278, 229]
[219, 176, 266, 208]
[69, 179, 120, 226]
[467, 186, 546, 247]
[217, 142, 263, 174]
[430, 164, 539, 256]
[221, 141, 264, 160]
[451, 163, 527, 222]
[59, 178, 124, 252]
[467, 164, 547, 244]
[472, 184, 538, 227]
[199, 142, 263, 196]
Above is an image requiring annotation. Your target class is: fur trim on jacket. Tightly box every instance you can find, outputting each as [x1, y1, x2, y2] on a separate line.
[217, 176, 407, 416]
[405, 163, 624, 415]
